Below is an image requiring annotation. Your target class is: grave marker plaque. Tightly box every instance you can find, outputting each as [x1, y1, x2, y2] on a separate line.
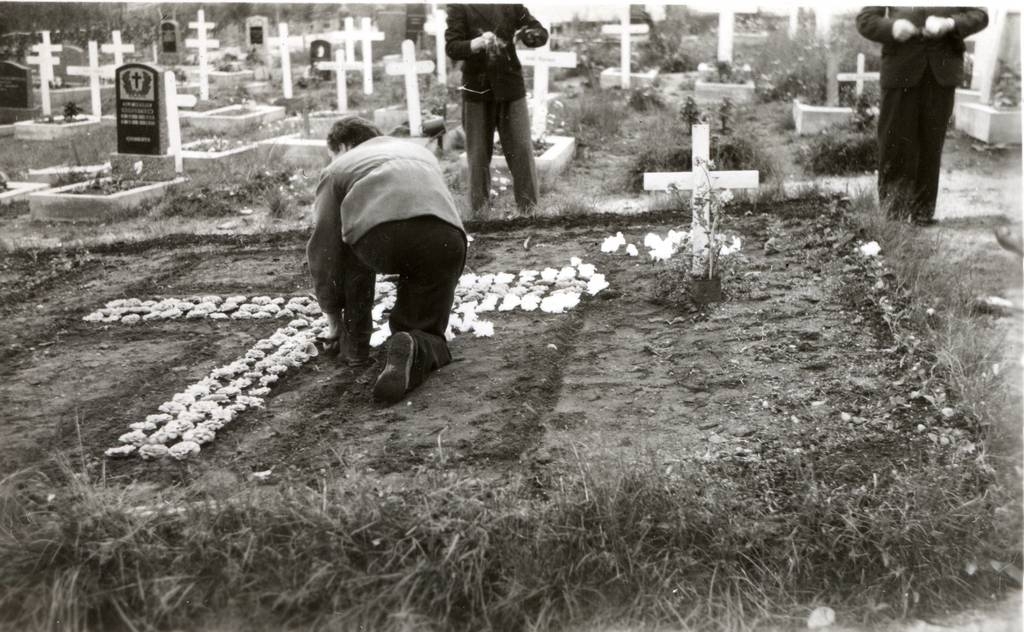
[310, 39, 331, 78]
[160, 20, 179, 54]
[116, 63, 165, 155]
[0, 61, 33, 109]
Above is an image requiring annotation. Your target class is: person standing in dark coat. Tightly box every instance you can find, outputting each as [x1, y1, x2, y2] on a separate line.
[856, 7, 988, 225]
[445, 4, 548, 214]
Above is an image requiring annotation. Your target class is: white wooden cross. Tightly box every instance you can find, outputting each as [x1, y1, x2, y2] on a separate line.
[836, 53, 879, 98]
[278, 22, 293, 99]
[385, 39, 435, 137]
[788, 7, 800, 39]
[26, 30, 62, 117]
[315, 48, 362, 113]
[101, 30, 135, 69]
[164, 71, 186, 175]
[517, 40, 577, 139]
[714, 6, 759, 64]
[186, 9, 219, 101]
[643, 124, 759, 276]
[815, 7, 833, 42]
[974, 9, 1008, 104]
[66, 41, 114, 116]
[355, 17, 385, 95]
[600, 6, 649, 89]
[423, 5, 448, 87]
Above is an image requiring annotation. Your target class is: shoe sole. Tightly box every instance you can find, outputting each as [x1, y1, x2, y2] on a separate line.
[373, 332, 414, 403]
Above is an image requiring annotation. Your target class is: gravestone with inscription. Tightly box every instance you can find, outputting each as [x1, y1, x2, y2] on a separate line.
[112, 63, 175, 180]
[245, 15, 271, 63]
[159, 20, 181, 64]
[0, 61, 36, 124]
[405, 4, 428, 43]
[310, 39, 331, 79]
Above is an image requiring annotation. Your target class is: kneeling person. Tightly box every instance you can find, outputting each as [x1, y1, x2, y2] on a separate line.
[306, 117, 467, 403]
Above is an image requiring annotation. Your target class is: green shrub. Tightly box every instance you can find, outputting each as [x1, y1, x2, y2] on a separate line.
[798, 127, 877, 175]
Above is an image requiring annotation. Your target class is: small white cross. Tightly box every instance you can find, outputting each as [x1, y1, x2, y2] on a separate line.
[516, 28, 577, 139]
[600, 7, 649, 89]
[643, 124, 759, 276]
[164, 70, 184, 174]
[26, 30, 62, 117]
[712, 7, 759, 64]
[385, 40, 435, 137]
[186, 9, 220, 101]
[315, 48, 362, 113]
[66, 41, 114, 116]
[423, 5, 448, 87]
[354, 17, 385, 95]
[101, 30, 135, 68]
[836, 53, 880, 98]
[278, 22, 293, 99]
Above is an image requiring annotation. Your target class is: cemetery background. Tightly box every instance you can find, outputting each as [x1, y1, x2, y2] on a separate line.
[0, 4, 1022, 632]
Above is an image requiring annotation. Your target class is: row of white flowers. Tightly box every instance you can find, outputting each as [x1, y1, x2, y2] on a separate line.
[94, 258, 608, 461]
[601, 229, 743, 262]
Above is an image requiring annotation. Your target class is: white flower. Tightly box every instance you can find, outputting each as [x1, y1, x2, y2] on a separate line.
[138, 444, 170, 460]
[498, 293, 522, 311]
[168, 440, 201, 460]
[601, 232, 626, 253]
[859, 241, 881, 257]
[625, 244, 639, 257]
[586, 274, 609, 296]
[577, 263, 596, 279]
[121, 314, 142, 324]
[719, 189, 734, 204]
[105, 445, 137, 458]
[473, 320, 495, 337]
[118, 430, 150, 446]
[370, 323, 392, 347]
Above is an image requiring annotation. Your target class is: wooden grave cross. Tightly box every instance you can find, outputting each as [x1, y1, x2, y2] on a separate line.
[643, 124, 759, 275]
[836, 53, 879, 98]
[713, 6, 759, 64]
[423, 6, 448, 88]
[315, 48, 362, 113]
[354, 17, 385, 95]
[516, 38, 577, 139]
[26, 30, 62, 117]
[600, 6, 649, 89]
[385, 39, 435, 137]
[66, 41, 114, 116]
[278, 22, 294, 99]
[102, 30, 135, 68]
[186, 9, 219, 101]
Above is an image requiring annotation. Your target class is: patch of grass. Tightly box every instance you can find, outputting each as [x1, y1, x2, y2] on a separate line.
[798, 127, 877, 175]
[561, 91, 629, 146]
[152, 169, 291, 219]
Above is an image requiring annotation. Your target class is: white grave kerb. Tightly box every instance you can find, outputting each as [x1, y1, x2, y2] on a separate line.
[357, 18, 385, 95]
[315, 48, 362, 113]
[102, 30, 135, 68]
[66, 41, 114, 116]
[836, 53, 880, 98]
[26, 30, 62, 117]
[385, 39, 434, 137]
[600, 6, 649, 89]
[423, 6, 448, 87]
[186, 9, 219, 101]
[279, 22, 293, 99]
[642, 124, 759, 276]
[516, 29, 577, 139]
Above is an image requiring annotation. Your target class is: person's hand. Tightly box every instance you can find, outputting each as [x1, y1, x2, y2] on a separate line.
[516, 27, 545, 47]
[923, 15, 955, 38]
[891, 18, 919, 42]
[470, 31, 496, 53]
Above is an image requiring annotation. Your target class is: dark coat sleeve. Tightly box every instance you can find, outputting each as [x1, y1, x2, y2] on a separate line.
[948, 8, 988, 38]
[513, 5, 549, 47]
[445, 4, 476, 61]
[856, 7, 896, 44]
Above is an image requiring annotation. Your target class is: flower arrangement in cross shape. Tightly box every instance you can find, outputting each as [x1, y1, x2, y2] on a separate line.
[697, 61, 753, 85]
[689, 157, 742, 280]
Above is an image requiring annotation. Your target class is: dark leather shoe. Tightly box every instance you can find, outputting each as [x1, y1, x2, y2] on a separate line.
[373, 332, 415, 403]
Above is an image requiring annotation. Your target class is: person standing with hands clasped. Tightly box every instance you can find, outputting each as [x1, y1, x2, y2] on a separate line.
[445, 4, 549, 215]
[856, 7, 988, 226]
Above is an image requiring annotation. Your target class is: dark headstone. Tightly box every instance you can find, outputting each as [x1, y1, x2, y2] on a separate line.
[405, 4, 428, 42]
[310, 39, 331, 79]
[250, 24, 264, 45]
[160, 20, 179, 54]
[115, 63, 165, 156]
[0, 61, 36, 124]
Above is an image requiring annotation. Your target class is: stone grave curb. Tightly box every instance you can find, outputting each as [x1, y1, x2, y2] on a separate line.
[792, 99, 853, 136]
[13, 116, 105, 141]
[694, 80, 756, 104]
[598, 67, 659, 90]
[0, 181, 50, 206]
[458, 134, 576, 190]
[180, 104, 286, 133]
[29, 176, 188, 221]
[954, 102, 1023, 145]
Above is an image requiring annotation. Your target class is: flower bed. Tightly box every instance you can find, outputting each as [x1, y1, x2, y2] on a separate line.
[181, 103, 287, 134]
[180, 137, 258, 172]
[13, 115, 103, 141]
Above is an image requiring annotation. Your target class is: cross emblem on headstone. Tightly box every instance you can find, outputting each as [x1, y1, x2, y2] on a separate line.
[643, 124, 759, 276]
[600, 7, 649, 89]
[66, 40, 114, 116]
[186, 9, 220, 101]
[25, 30, 62, 116]
[385, 39, 435, 137]
[836, 53, 880, 98]
[101, 30, 136, 68]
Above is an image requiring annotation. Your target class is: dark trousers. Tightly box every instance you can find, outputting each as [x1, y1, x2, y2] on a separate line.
[876, 68, 956, 221]
[463, 96, 539, 213]
[340, 216, 466, 391]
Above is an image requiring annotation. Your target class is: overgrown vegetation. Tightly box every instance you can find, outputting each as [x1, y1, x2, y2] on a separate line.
[798, 127, 877, 175]
[152, 170, 292, 218]
[561, 90, 629, 147]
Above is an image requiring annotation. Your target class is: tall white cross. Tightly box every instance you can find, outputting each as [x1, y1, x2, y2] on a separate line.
[714, 7, 759, 64]
[102, 30, 135, 68]
[164, 71, 187, 175]
[815, 7, 833, 42]
[186, 9, 219, 101]
[423, 6, 448, 87]
[643, 124, 759, 276]
[26, 30, 62, 117]
[338, 18, 360, 80]
[385, 39, 435, 137]
[356, 17, 385, 95]
[66, 41, 113, 116]
[974, 9, 1008, 104]
[788, 7, 800, 39]
[315, 48, 362, 113]
[600, 7, 649, 89]
[836, 53, 879, 98]
[517, 43, 577, 139]
[279, 22, 293, 99]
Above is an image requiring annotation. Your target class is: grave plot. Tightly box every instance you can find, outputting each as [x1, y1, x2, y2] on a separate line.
[955, 9, 1021, 145]
[693, 8, 759, 104]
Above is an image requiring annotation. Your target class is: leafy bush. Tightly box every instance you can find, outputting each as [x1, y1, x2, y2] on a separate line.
[627, 86, 665, 112]
[62, 101, 83, 122]
[798, 127, 877, 175]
